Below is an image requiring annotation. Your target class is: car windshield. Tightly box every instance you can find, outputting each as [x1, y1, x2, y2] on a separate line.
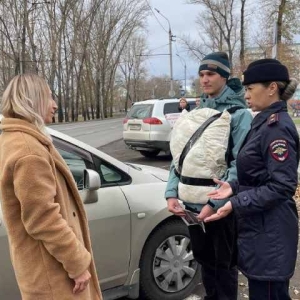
[126, 104, 153, 119]
[163, 101, 196, 114]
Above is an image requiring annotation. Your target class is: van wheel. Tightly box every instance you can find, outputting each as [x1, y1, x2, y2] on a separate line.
[140, 150, 160, 158]
[139, 219, 201, 300]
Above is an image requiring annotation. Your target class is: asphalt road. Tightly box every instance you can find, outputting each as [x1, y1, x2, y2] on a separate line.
[49, 118, 123, 148]
[99, 139, 300, 300]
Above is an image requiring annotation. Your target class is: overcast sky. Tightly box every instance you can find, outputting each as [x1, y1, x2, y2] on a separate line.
[145, 0, 300, 84]
[145, 0, 200, 82]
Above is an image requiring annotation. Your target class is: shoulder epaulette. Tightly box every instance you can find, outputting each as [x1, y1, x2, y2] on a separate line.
[268, 113, 279, 126]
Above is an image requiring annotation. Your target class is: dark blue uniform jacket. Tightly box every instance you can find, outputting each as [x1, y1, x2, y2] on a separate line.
[229, 101, 299, 281]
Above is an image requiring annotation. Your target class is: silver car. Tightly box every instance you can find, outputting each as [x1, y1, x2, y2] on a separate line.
[123, 98, 196, 158]
[0, 127, 200, 300]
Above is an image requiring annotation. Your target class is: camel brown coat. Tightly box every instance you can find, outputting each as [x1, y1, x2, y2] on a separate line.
[0, 118, 102, 300]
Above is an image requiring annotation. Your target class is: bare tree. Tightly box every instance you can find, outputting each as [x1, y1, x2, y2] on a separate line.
[119, 34, 148, 111]
[0, 0, 151, 122]
[89, 0, 149, 119]
[254, 0, 300, 59]
[187, 0, 239, 66]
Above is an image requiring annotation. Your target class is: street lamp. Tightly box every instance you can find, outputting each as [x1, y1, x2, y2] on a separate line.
[154, 8, 175, 98]
[176, 54, 187, 95]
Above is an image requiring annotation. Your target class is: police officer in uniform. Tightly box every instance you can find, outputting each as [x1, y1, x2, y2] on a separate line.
[206, 58, 299, 300]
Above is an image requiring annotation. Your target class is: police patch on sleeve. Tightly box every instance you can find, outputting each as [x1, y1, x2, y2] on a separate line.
[269, 139, 288, 162]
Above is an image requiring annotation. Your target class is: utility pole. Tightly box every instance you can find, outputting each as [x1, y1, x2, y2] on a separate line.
[154, 8, 175, 97]
[176, 54, 187, 95]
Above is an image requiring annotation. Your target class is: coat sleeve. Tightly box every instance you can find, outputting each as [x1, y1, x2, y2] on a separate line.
[231, 123, 299, 216]
[13, 154, 91, 279]
[209, 109, 252, 209]
[165, 162, 180, 199]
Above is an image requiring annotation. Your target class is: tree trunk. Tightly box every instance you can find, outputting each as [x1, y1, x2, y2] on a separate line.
[239, 0, 246, 72]
[277, 0, 286, 60]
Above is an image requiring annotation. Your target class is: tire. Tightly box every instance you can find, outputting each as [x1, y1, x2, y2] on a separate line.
[139, 150, 160, 158]
[139, 219, 201, 300]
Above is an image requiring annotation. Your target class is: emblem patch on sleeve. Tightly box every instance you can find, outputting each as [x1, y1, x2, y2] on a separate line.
[269, 139, 288, 161]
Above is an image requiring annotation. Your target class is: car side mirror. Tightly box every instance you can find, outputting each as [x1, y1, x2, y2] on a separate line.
[84, 169, 101, 190]
[81, 169, 101, 204]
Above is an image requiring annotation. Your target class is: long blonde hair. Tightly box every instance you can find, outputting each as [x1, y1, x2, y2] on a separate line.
[1, 73, 51, 132]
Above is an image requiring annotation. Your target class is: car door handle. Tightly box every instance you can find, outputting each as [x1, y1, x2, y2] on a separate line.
[137, 213, 146, 219]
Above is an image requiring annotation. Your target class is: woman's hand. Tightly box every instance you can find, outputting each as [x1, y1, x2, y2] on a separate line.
[73, 269, 91, 294]
[204, 201, 233, 222]
[207, 179, 233, 199]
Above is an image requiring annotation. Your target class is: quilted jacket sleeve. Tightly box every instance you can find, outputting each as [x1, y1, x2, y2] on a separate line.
[165, 162, 180, 199]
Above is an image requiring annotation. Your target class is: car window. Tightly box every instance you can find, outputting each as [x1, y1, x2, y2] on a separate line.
[57, 148, 87, 190]
[163, 102, 179, 114]
[164, 101, 196, 114]
[126, 104, 153, 119]
[189, 102, 196, 110]
[100, 164, 122, 182]
[93, 156, 132, 187]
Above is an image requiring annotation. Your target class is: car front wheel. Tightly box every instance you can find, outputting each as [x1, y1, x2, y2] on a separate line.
[139, 219, 201, 300]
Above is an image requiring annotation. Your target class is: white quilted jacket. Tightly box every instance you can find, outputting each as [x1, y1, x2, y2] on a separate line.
[170, 108, 231, 204]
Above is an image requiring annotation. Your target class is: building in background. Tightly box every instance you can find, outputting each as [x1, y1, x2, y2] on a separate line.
[245, 43, 300, 80]
[288, 84, 300, 117]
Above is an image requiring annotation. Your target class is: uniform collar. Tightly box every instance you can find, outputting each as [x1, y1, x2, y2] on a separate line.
[251, 101, 287, 130]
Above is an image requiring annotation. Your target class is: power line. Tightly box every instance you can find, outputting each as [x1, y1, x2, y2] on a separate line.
[175, 42, 195, 79]
[145, 0, 168, 34]
[148, 43, 169, 53]
[137, 53, 169, 56]
[146, 60, 158, 75]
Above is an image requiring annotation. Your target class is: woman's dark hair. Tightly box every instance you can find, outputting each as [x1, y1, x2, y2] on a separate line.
[178, 102, 190, 112]
[261, 78, 298, 101]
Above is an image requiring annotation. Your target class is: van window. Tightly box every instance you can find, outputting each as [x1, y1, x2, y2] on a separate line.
[127, 104, 153, 119]
[189, 102, 196, 110]
[163, 102, 179, 114]
[164, 101, 196, 114]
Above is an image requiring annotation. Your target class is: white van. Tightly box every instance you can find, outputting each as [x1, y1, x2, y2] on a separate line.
[123, 98, 196, 157]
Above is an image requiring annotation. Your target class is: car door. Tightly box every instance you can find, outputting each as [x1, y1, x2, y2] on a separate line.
[53, 137, 131, 291]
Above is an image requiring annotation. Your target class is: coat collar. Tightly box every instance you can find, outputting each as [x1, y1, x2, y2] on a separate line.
[251, 101, 287, 130]
[0, 118, 52, 146]
[200, 85, 247, 110]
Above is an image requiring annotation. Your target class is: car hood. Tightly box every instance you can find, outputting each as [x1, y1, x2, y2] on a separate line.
[126, 163, 169, 182]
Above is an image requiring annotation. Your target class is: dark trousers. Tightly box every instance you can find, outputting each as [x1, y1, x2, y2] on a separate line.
[248, 279, 291, 300]
[188, 212, 238, 300]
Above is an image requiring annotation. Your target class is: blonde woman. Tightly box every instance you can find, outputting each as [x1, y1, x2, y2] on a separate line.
[0, 74, 102, 300]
